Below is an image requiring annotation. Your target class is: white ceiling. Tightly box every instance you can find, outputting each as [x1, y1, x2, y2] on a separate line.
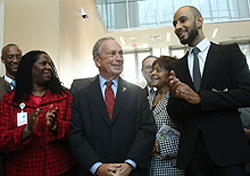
[107, 19, 250, 50]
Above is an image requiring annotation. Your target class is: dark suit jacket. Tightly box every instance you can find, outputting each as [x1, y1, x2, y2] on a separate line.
[0, 77, 10, 176]
[69, 75, 156, 175]
[0, 77, 10, 101]
[142, 86, 149, 96]
[168, 42, 250, 168]
[69, 77, 96, 95]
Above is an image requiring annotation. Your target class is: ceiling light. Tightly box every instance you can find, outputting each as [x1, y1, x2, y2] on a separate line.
[243, 49, 247, 54]
[120, 36, 125, 45]
[150, 35, 162, 41]
[212, 28, 218, 39]
[167, 33, 170, 42]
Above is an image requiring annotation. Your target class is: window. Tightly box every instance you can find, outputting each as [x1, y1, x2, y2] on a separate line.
[121, 49, 152, 87]
[96, 0, 250, 30]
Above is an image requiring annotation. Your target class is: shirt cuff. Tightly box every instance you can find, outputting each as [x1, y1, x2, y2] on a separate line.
[125, 159, 137, 169]
[90, 162, 103, 175]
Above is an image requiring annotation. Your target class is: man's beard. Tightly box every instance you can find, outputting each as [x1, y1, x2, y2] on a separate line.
[180, 23, 198, 45]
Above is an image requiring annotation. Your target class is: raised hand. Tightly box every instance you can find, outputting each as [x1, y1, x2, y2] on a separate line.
[22, 108, 40, 140]
[46, 104, 59, 131]
[167, 70, 201, 105]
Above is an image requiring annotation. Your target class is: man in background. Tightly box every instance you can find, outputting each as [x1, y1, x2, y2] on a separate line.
[70, 36, 155, 176]
[1, 43, 22, 90]
[141, 55, 157, 96]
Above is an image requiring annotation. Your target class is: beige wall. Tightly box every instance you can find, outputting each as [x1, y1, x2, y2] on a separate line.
[2, 0, 105, 88]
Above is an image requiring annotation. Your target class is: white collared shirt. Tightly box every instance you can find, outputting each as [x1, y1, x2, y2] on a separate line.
[3, 74, 15, 90]
[187, 38, 211, 81]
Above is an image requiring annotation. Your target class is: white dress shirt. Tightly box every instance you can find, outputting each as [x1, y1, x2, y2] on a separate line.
[187, 38, 210, 80]
[3, 75, 15, 90]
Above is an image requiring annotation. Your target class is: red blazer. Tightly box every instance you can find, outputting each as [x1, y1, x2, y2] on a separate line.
[0, 90, 76, 176]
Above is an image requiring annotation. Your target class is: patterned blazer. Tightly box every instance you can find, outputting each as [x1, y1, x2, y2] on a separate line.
[148, 92, 184, 176]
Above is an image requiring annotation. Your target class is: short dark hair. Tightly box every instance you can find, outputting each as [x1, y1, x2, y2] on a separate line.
[142, 55, 158, 69]
[1, 43, 22, 57]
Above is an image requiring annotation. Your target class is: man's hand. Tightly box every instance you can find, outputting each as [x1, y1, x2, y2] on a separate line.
[167, 70, 182, 97]
[115, 163, 133, 176]
[96, 163, 121, 176]
[167, 70, 201, 105]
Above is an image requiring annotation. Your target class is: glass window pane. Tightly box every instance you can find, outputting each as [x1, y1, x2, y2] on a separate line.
[239, 44, 250, 70]
[122, 54, 136, 84]
[97, 0, 250, 29]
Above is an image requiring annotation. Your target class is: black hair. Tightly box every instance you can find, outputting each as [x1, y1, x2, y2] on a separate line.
[13, 50, 66, 103]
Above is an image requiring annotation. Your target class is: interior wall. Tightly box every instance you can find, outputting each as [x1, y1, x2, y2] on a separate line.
[2, 0, 104, 88]
[3, 0, 59, 65]
[59, 0, 100, 88]
[0, 0, 4, 74]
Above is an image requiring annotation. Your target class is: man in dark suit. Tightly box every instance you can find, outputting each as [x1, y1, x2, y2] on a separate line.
[69, 77, 95, 95]
[69, 36, 156, 176]
[141, 56, 157, 96]
[167, 6, 250, 175]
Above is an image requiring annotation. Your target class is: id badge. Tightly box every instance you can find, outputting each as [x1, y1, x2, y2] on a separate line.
[17, 112, 28, 127]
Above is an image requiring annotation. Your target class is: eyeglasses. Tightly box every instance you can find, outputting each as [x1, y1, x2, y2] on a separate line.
[143, 65, 152, 70]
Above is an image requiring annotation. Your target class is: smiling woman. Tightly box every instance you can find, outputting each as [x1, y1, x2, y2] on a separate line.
[147, 55, 184, 176]
[0, 50, 77, 176]
[32, 53, 53, 90]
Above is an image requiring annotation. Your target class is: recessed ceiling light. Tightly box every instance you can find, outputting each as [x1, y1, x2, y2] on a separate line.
[212, 28, 218, 39]
[167, 33, 170, 42]
[119, 36, 125, 45]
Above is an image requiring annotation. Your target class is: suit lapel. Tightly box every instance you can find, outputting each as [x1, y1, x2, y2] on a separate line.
[112, 77, 129, 124]
[200, 43, 223, 90]
[176, 53, 195, 90]
[88, 76, 111, 126]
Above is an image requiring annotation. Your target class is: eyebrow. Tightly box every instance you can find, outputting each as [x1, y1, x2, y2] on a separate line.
[173, 15, 188, 26]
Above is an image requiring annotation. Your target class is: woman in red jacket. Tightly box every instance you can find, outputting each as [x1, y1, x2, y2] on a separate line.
[0, 50, 77, 176]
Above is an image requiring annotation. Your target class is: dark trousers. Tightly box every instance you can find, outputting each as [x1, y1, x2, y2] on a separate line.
[185, 131, 245, 176]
